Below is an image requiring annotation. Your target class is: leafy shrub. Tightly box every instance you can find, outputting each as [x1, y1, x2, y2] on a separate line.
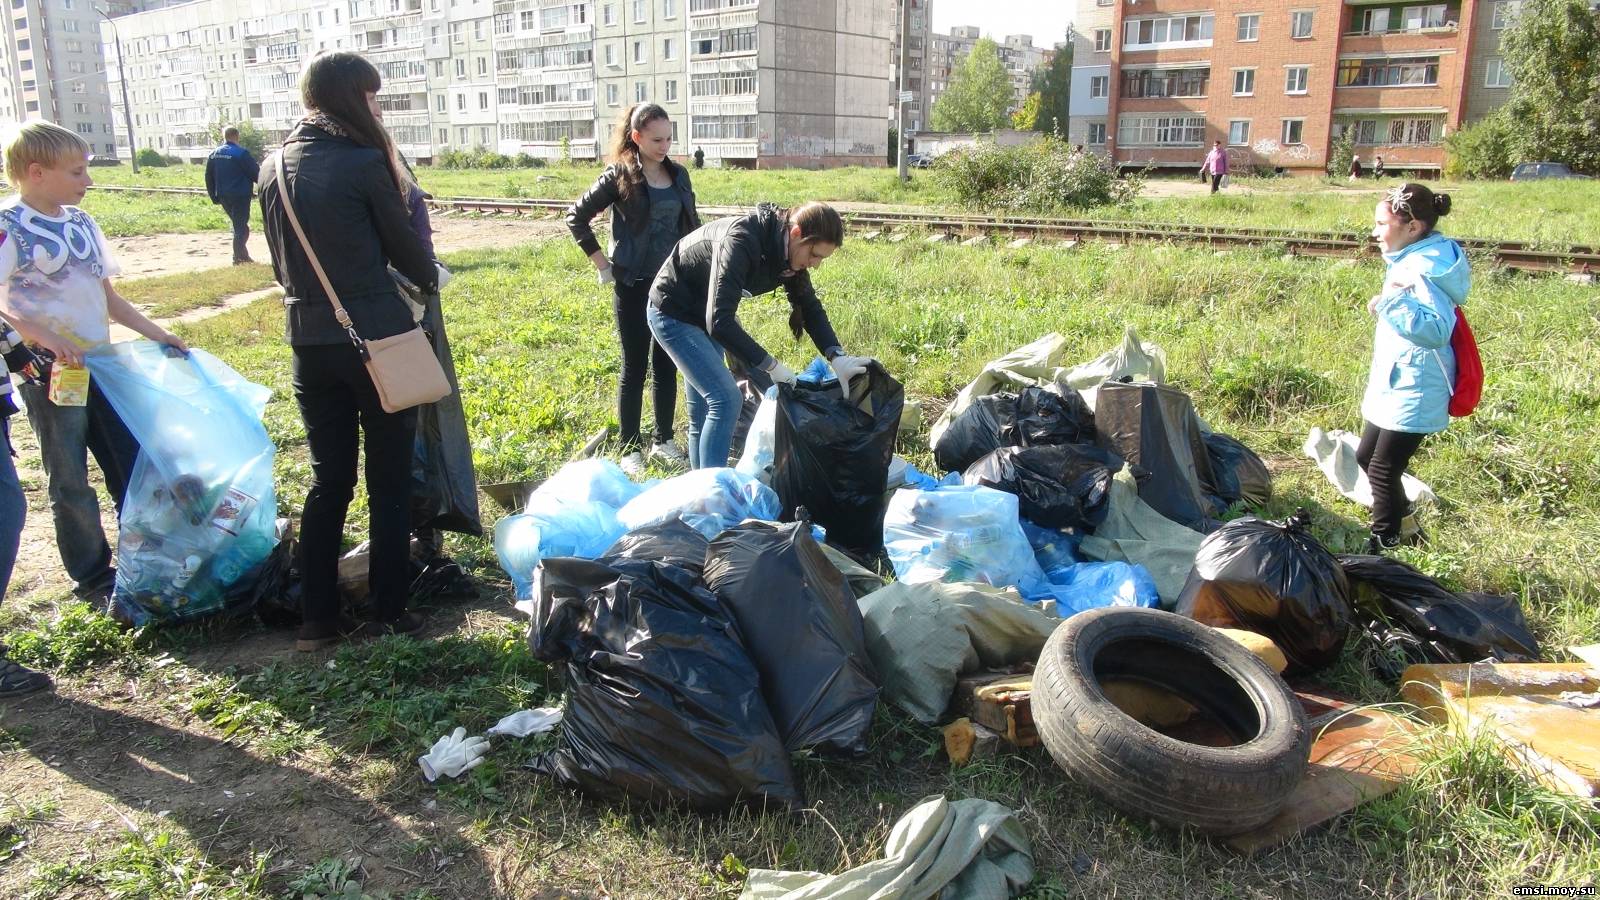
[934, 137, 1141, 212]
[434, 149, 521, 169]
[514, 152, 544, 169]
[1326, 127, 1357, 178]
[134, 148, 167, 168]
[1445, 113, 1516, 179]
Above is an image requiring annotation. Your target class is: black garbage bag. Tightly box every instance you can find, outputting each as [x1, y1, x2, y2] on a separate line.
[1176, 510, 1351, 674]
[729, 356, 776, 459]
[1337, 554, 1542, 682]
[962, 444, 1123, 530]
[770, 363, 904, 555]
[1204, 432, 1273, 511]
[1003, 385, 1096, 448]
[703, 521, 879, 754]
[411, 292, 483, 536]
[1095, 380, 1219, 533]
[934, 392, 1017, 475]
[528, 556, 801, 812]
[603, 518, 712, 575]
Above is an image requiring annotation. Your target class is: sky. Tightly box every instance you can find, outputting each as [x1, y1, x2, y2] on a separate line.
[929, 0, 1075, 48]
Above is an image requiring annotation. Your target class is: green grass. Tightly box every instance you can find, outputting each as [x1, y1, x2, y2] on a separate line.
[116, 263, 278, 319]
[23, 828, 273, 900]
[79, 186, 263, 238]
[8, 235, 1600, 896]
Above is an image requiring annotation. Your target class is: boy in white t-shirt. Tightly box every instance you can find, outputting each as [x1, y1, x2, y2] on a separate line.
[0, 121, 189, 618]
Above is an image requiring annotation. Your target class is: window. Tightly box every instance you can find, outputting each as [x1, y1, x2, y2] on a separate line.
[479, 91, 489, 109]
[633, 0, 646, 21]
[456, 93, 465, 109]
[1088, 123, 1107, 145]
[606, 82, 619, 105]
[450, 21, 463, 44]
[494, 12, 513, 34]
[603, 3, 615, 25]
[15, 37, 25, 50]
[1285, 66, 1309, 94]
[1486, 57, 1512, 88]
[662, 37, 676, 59]
[436, 94, 446, 111]
[61, 18, 80, 32]
[473, 19, 484, 40]
[1093, 29, 1111, 52]
[1236, 13, 1259, 41]
[477, 56, 487, 75]
[455, 57, 466, 77]
[1388, 117, 1438, 144]
[1402, 4, 1447, 30]
[691, 114, 757, 141]
[1117, 114, 1206, 147]
[19, 59, 30, 72]
[1122, 67, 1210, 98]
[76, 122, 94, 135]
[633, 39, 643, 63]
[1492, 0, 1520, 29]
[1281, 118, 1304, 145]
[1089, 75, 1109, 98]
[1290, 10, 1313, 38]
[1123, 14, 1214, 49]
[665, 79, 677, 101]
[1228, 120, 1250, 145]
[438, 128, 448, 146]
[1337, 56, 1440, 87]
[1357, 9, 1391, 34]
[1233, 68, 1255, 96]
[434, 60, 443, 76]
[663, 0, 676, 17]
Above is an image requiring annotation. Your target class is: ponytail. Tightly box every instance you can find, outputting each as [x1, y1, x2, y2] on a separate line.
[607, 102, 670, 203]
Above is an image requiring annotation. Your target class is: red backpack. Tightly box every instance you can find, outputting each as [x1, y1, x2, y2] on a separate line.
[1447, 307, 1482, 417]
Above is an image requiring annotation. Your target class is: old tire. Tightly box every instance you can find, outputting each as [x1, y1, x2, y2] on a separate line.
[1033, 607, 1311, 835]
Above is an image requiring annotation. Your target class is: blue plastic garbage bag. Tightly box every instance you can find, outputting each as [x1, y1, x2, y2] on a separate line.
[1020, 519, 1083, 572]
[528, 458, 644, 512]
[883, 486, 1051, 598]
[85, 342, 277, 626]
[1046, 561, 1160, 617]
[617, 467, 782, 539]
[735, 386, 779, 481]
[495, 500, 626, 600]
[900, 461, 961, 491]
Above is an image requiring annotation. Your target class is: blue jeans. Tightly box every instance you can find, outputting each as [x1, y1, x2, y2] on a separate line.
[646, 306, 740, 470]
[219, 194, 252, 263]
[0, 418, 24, 607]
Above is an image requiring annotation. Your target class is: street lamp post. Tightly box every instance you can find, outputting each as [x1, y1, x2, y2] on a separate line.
[95, 7, 139, 173]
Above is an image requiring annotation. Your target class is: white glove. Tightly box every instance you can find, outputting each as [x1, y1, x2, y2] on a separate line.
[597, 265, 615, 286]
[484, 707, 564, 738]
[829, 355, 874, 394]
[435, 263, 454, 290]
[766, 359, 797, 386]
[417, 726, 491, 782]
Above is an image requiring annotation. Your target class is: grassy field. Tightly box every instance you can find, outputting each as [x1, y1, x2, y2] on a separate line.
[2, 234, 1598, 898]
[116, 263, 278, 318]
[82, 161, 1600, 246]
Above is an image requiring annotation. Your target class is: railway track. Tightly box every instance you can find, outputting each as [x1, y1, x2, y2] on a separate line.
[91, 184, 1600, 277]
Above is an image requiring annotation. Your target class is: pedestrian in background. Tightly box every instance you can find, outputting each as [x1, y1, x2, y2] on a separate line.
[205, 126, 260, 265]
[1203, 140, 1228, 193]
[1373, 155, 1386, 180]
[567, 103, 700, 476]
[1350, 153, 1364, 181]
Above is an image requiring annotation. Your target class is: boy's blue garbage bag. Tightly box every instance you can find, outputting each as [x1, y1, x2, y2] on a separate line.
[616, 467, 782, 539]
[85, 342, 278, 626]
[530, 458, 645, 511]
[1045, 561, 1160, 617]
[494, 501, 625, 600]
[883, 485, 1051, 598]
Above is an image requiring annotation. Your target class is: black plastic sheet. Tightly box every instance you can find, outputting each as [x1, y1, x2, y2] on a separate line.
[1204, 432, 1273, 511]
[703, 521, 879, 755]
[1095, 381, 1219, 532]
[1176, 510, 1352, 674]
[602, 518, 711, 575]
[962, 444, 1123, 530]
[933, 392, 1017, 475]
[770, 363, 903, 555]
[1003, 385, 1096, 448]
[528, 556, 800, 812]
[411, 291, 482, 536]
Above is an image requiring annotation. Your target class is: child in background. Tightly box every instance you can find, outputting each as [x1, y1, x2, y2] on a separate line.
[0, 121, 189, 607]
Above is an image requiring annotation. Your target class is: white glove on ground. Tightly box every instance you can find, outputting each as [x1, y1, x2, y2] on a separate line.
[597, 266, 615, 286]
[829, 355, 874, 394]
[484, 707, 564, 738]
[766, 359, 797, 386]
[418, 726, 491, 782]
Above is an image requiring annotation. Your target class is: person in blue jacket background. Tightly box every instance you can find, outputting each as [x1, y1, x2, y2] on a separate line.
[1359, 182, 1466, 552]
[205, 127, 260, 265]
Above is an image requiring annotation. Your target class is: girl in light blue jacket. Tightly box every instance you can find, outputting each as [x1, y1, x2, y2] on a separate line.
[1358, 183, 1467, 552]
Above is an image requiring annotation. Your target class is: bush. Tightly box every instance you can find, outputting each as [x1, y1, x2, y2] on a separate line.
[134, 148, 167, 168]
[433, 149, 521, 170]
[1327, 127, 1357, 178]
[933, 137, 1141, 212]
[514, 152, 543, 169]
[1445, 113, 1516, 179]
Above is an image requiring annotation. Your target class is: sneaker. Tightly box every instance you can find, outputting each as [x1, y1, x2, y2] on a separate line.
[0, 656, 52, 697]
[1364, 531, 1402, 555]
[618, 451, 644, 477]
[295, 615, 362, 652]
[649, 439, 687, 467]
[352, 610, 428, 641]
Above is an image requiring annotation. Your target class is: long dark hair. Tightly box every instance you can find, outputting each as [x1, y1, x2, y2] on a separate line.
[300, 51, 410, 199]
[607, 102, 671, 203]
[784, 202, 845, 339]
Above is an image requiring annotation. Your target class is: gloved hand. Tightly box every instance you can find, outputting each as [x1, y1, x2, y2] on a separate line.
[417, 726, 491, 782]
[597, 265, 615, 286]
[766, 359, 797, 386]
[829, 354, 874, 394]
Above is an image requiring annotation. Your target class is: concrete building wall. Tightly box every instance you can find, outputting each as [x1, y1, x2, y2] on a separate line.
[2, 0, 118, 158]
[1067, 0, 1115, 151]
[760, 0, 889, 167]
[1462, 0, 1514, 122]
[889, 0, 931, 134]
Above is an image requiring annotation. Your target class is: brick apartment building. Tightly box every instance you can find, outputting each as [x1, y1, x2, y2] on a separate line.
[1071, 0, 1523, 175]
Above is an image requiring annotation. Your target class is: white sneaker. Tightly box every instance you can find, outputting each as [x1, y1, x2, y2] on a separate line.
[618, 451, 644, 477]
[649, 440, 687, 467]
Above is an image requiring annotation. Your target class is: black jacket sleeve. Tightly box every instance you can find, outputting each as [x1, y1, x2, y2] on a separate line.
[782, 271, 843, 357]
[364, 157, 437, 294]
[706, 227, 773, 370]
[565, 168, 618, 258]
[241, 150, 260, 187]
[204, 155, 219, 203]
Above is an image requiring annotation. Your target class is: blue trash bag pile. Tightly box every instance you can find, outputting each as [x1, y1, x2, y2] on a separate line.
[85, 342, 279, 626]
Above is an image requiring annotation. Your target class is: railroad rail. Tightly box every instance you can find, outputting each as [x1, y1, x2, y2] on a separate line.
[89, 184, 1600, 276]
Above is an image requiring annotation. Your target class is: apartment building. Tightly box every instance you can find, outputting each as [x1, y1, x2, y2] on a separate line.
[94, 0, 888, 167]
[926, 24, 1054, 120]
[1074, 0, 1509, 174]
[888, 0, 932, 133]
[1, 0, 118, 158]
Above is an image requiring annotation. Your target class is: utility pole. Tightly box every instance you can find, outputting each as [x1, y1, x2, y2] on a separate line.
[95, 7, 139, 173]
[896, 0, 910, 182]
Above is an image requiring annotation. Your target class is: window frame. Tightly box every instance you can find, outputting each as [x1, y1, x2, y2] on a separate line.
[1228, 119, 1251, 146]
[1284, 65, 1309, 95]
[1281, 117, 1305, 145]
[1236, 13, 1260, 42]
[1232, 67, 1255, 96]
[1289, 9, 1314, 39]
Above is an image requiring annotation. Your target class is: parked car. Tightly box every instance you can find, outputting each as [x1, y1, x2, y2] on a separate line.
[905, 153, 934, 169]
[1510, 161, 1592, 181]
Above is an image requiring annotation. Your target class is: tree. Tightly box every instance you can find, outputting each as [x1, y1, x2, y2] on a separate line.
[205, 114, 268, 159]
[930, 37, 1013, 133]
[1034, 40, 1072, 135]
[1012, 92, 1042, 131]
[1499, 0, 1600, 173]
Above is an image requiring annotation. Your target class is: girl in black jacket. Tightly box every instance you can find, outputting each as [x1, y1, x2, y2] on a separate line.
[566, 103, 700, 475]
[258, 51, 438, 651]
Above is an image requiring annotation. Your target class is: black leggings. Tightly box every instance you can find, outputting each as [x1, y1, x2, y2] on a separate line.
[614, 274, 677, 451]
[1356, 422, 1426, 540]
